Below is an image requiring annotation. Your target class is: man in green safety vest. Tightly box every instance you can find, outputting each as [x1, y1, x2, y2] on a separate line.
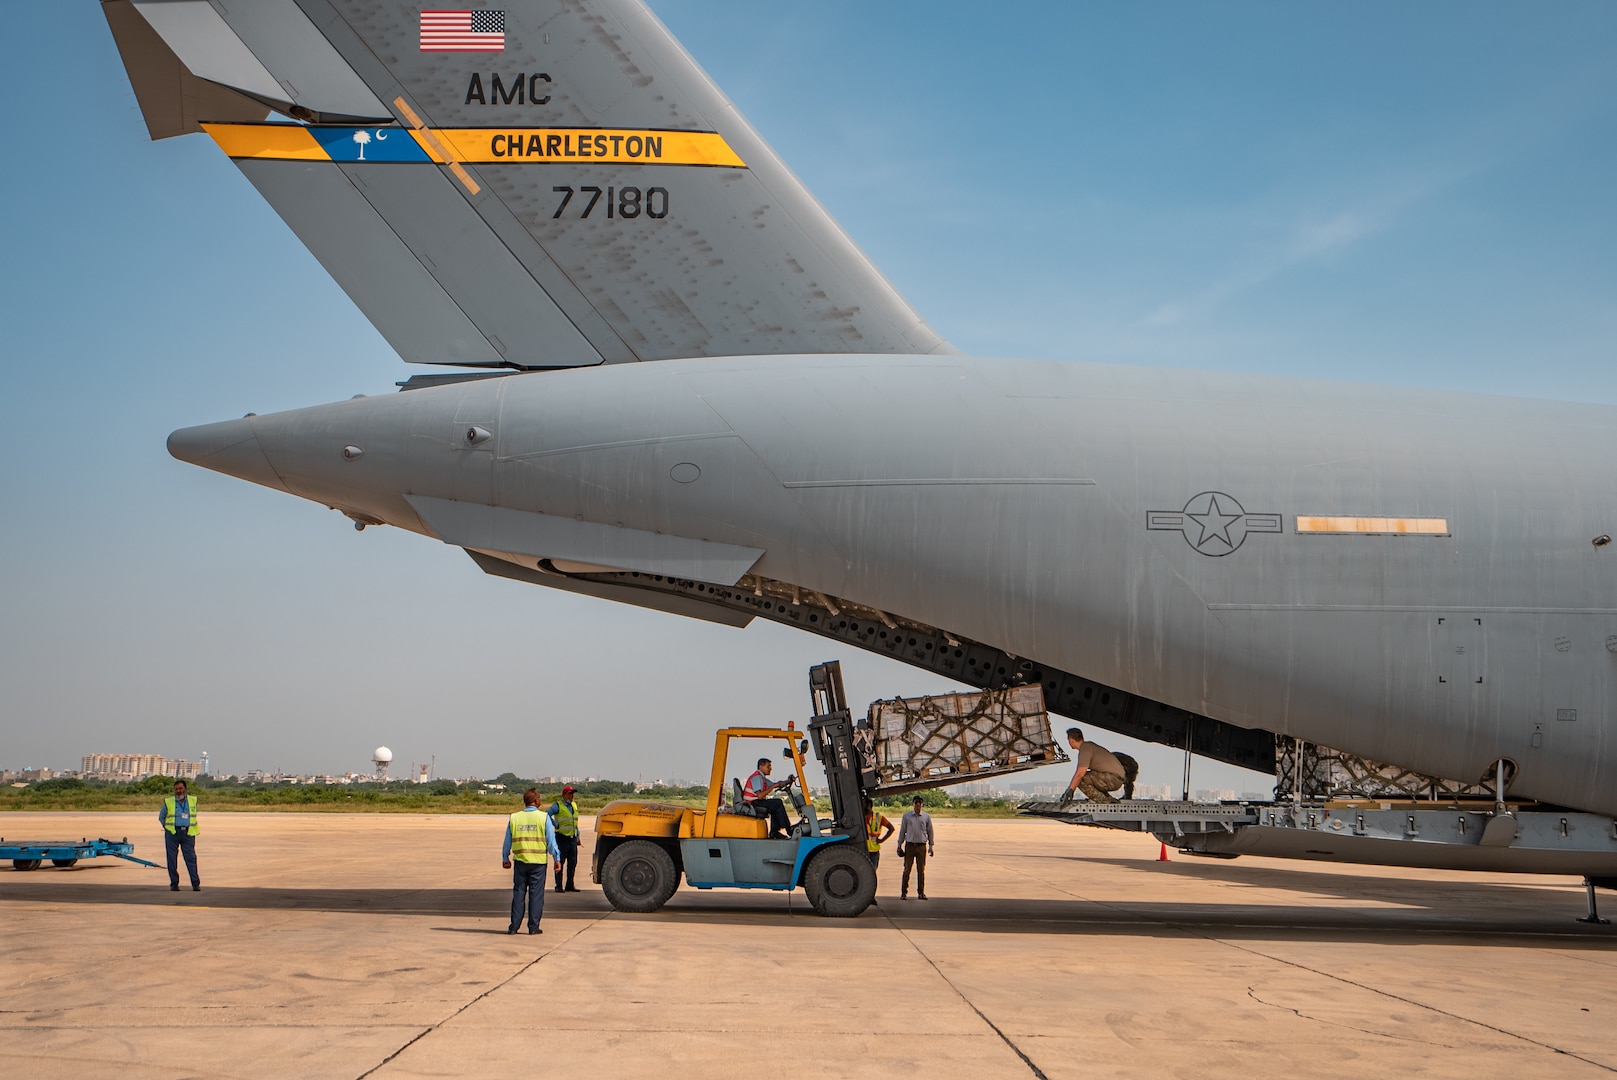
[547, 785, 582, 893]
[158, 779, 200, 892]
[502, 787, 560, 934]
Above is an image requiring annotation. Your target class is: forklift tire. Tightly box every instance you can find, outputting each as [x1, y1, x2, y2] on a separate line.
[50, 859, 78, 868]
[600, 840, 679, 914]
[12, 859, 41, 872]
[802, 844, 876, 917]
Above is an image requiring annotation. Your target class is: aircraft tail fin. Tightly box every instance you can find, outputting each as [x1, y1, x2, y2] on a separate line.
[104, 0, 949, 369]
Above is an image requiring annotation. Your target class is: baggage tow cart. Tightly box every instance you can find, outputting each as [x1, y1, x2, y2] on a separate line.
[1, 837, 159, 871]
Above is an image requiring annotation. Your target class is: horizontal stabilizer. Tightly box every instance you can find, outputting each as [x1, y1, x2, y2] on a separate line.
[103, 0, 270, 139]
[408, 495, 763, 585]
[126, 0, 391, 122]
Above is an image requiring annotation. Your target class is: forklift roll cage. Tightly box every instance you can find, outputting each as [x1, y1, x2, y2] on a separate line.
[591, 662, 878, 916]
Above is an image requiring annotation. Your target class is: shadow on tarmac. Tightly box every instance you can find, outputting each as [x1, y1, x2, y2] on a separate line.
[4, 874, 1615, 944]
[1021, 851, 1590, 903]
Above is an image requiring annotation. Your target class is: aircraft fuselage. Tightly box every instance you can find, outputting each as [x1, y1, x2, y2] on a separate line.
[169, 355, 1617, 816]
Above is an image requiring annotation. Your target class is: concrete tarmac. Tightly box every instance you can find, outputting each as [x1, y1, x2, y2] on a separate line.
[3, 811, 1616, 1079]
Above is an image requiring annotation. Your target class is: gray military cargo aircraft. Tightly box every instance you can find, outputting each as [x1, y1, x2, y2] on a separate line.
[103, 0, 1617, 886]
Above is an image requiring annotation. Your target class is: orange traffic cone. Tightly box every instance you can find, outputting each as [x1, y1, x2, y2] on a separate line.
[1157, 842, 1170, 862]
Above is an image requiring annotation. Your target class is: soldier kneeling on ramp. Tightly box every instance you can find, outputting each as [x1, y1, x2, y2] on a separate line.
[1060, 728, 1139, 804]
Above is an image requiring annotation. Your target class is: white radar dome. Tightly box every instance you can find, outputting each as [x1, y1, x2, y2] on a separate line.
[373, 746, 393, 763]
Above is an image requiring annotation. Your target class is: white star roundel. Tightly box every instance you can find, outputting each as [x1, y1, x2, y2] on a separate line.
[1146, 491, 1282, 557]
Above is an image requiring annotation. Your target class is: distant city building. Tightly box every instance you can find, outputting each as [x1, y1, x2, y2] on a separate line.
[81, 753, 202, 782]
[1, 767, 65, 784]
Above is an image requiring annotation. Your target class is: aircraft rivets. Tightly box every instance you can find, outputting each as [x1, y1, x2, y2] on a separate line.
[342, 445, 363, 461]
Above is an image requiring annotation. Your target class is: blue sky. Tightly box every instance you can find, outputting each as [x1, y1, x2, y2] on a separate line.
[1, 3, 1614, 790]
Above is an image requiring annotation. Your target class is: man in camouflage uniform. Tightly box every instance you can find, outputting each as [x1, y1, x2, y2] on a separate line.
[1061, 728, 1127, 804]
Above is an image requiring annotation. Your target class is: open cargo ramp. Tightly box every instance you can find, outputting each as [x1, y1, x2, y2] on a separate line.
[1022, 799, 1617, 878]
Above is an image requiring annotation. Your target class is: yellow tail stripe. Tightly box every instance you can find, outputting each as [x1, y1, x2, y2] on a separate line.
[430, 128, 746, 167]
[201, 124, 746, 170]
[394, 98, 481, 195]
[202, 123, 326, 161]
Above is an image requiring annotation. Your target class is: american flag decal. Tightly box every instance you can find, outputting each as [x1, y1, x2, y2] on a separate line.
[419, 9, 506, 52]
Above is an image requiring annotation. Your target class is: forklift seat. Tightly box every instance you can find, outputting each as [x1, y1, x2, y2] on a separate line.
[732, 779, 764, 817]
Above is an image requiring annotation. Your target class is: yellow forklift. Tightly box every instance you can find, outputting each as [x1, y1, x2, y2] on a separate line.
[592, 663, 878, 917]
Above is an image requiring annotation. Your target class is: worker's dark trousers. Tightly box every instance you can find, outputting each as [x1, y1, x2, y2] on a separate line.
[754, 797, 789, 835]
[510, 860, 547, 932]
[901, 842, 926, 896]
[553, 835, 579, 890]
[165, 831, 199, 889]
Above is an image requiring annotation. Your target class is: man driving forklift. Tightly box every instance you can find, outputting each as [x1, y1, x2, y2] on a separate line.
[743, 757, 793, 839]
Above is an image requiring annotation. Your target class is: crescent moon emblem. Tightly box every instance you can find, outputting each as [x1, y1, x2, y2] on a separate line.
[374, 129, 387, 141]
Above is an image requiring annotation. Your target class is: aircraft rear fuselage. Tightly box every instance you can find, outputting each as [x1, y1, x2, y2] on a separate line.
[169, 355, 1617, 815]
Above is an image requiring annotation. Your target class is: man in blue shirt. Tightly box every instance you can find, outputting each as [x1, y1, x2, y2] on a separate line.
[158, 779, 200, 892]
[502, 788, 560, 934]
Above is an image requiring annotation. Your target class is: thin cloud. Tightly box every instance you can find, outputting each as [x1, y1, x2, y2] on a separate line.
[1140, 67, 1610, 328]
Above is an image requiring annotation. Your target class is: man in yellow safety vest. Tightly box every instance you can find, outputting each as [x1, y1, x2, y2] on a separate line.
[502, 788, 560, 934]
[547, 785, 582, 893]
[158, 779, 201, 892]
[863, 798, 895, 902]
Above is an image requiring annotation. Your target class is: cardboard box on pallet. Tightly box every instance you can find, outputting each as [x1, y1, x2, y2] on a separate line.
[857, 685, 1068, 794]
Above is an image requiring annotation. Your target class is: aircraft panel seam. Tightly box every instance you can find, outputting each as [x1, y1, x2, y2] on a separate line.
[329, 163, 503, 363]
[1210, 605, 1617, 613]
[292, 0, 638, 364]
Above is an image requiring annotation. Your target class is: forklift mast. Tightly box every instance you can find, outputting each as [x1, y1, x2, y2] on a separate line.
[807, 661, 876, 848]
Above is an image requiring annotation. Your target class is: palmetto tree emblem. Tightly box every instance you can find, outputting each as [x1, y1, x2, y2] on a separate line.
[352, 130, 372, 160]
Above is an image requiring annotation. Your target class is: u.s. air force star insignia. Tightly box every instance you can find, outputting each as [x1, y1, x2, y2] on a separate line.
[1147, 492, 1282, 557]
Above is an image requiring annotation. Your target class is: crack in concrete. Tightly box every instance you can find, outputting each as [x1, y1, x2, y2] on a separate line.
[876, 905, 1050, 1079]
[1215, 937, 1617, 1073]
[353, 913, 612, 1079]
[966, 849, 1617, 1072]
[1243, 983, 1470, 1048]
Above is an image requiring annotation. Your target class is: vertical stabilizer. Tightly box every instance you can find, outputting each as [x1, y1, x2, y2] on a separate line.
[104, 1, 950, 368]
